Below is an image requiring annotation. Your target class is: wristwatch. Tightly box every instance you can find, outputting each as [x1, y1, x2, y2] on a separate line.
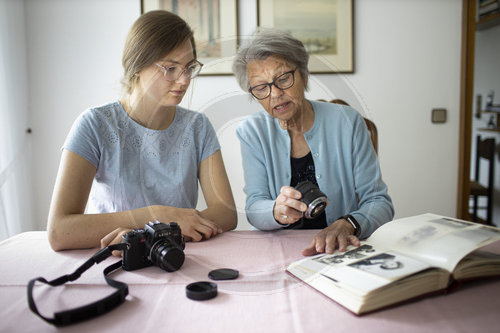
[340, 214, 361, 237]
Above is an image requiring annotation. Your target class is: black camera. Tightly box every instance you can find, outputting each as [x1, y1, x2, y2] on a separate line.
[295, 181, 327, 219]
[122, 221, 185, 272]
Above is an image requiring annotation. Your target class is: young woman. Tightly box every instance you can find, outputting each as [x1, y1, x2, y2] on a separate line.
[47, 10, 236, 251]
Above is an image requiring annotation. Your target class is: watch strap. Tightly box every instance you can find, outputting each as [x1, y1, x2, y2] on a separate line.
[340, 214, 361, 237]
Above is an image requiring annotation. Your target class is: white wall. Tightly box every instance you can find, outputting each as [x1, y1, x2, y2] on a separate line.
[472, 23, 500, 225]
[349, 1, 462, 219]
[25, 0, 140, 231]
[18, 0, 463, 232]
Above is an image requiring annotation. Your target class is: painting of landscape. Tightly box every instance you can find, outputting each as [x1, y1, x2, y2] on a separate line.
[143, 0, 238, 74]
[272, 0, 337, 55]
[258, 0, 353, 73]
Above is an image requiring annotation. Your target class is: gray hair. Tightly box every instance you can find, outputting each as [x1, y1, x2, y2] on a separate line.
[232, 28, 309, 92]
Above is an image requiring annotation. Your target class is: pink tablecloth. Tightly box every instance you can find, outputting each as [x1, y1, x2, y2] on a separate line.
[1, 230, 500, 333]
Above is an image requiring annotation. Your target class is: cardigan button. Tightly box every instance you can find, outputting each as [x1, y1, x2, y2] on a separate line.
[313, 152, 319, 158]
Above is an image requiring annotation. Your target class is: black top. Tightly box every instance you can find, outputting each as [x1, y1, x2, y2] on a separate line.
[287, 152, 327, 229]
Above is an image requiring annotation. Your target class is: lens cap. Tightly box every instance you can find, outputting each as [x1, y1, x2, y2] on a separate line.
[208, 268, 239, 281]
[186, 281, 218, 301]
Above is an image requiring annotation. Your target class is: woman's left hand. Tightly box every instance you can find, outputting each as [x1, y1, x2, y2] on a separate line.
[100, 227, 133, 256]
[301, 219, 360, 256]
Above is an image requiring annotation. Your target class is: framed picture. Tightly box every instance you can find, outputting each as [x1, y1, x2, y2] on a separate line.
[142, 0, 238, 75]
[257, 0, 353, 73]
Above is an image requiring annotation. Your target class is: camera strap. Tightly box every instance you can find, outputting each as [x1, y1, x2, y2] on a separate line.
[27, 243, 129, 326]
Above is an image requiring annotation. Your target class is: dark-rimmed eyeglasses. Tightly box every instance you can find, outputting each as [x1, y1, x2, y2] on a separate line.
[155, 60, 203, 82]
[248, 69, 296, 100]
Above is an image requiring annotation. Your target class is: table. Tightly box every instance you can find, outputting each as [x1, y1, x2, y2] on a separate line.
[1, 230, 500, 333]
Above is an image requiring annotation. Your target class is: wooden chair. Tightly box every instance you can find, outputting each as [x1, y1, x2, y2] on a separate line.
[469, 135, 495, 225]
[362, 118, 378, 154]
[320, 99, 378, 154]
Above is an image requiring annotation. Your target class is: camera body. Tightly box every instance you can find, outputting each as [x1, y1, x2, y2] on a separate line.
[295, 181, 328, 219]
[122, 221, 185, 272]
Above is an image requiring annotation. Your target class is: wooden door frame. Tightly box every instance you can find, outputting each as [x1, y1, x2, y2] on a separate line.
[457, 0, 476, 219]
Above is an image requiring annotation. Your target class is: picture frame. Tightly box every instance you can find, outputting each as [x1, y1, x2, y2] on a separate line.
[257, 0, 353, 73]
[142, 0, 239, 75]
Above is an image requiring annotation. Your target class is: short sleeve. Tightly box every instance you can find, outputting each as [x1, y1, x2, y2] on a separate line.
[199, 113, 220, 162]
[62, 110, 101, 168]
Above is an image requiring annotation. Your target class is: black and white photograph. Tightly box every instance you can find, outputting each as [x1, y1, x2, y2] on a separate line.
[313, 244, 376, 265]
[348, 252, 429, 280]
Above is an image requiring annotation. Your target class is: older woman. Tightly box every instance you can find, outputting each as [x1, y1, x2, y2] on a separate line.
[233, 29, 394, 256]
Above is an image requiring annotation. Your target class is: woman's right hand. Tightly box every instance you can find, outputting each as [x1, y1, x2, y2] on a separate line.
[273, 186, 307, 225]
[153, 206, 222, 242]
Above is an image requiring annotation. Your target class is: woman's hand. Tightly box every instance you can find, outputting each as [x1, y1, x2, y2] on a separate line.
[153, 206, 222, 242]
[273, 186, 307, 224]
[101, 227, 133, 256]
[302, 219, 360, 256]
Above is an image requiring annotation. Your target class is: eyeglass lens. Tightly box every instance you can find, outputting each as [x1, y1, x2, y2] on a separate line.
[158, 62, 203, 81]
[250, 70, 295, 99]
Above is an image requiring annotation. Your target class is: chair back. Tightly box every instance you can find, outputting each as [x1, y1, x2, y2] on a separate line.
[470, 135, 496, 224]
[363, 118, 378, 154]
[474, 135, 495, 189]
[321, 99, 378, 154]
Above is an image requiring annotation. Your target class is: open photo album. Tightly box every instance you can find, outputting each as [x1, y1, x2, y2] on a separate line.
[286, 213, 500, 315]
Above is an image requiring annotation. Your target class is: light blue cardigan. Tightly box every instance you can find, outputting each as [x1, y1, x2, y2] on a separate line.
[235, 100, 394, 239]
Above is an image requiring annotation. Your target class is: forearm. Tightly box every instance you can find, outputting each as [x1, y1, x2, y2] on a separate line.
[47, 206, 162, 251]
[353, 195, 394, 239]
[198, 150, 237, 232]
[200, 203, 237, 232]
[247, 199, 282, 230]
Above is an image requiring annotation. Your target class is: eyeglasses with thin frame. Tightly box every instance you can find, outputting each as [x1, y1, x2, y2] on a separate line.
[155, 60, 204, 82]
[248, 68, 297, 100]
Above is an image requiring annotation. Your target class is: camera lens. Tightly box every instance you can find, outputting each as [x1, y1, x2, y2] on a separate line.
[294, 181, 328, 219]
[149, 239, 185, 272]
[308, 198, 327, 218]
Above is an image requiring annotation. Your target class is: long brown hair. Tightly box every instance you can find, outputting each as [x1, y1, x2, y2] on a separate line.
[121, 10, 196, 94]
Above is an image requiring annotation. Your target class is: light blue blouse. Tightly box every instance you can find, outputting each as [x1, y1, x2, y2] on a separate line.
[236, 100, 394, 239]
[63, 101, 220, 214]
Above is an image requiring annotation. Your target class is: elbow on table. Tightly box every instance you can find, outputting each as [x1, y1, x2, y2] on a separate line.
[47, 230, 66, 251]
[225, 209, 238, 231]
[211, 202, 237, 232]
[47, 219, 72, 251]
